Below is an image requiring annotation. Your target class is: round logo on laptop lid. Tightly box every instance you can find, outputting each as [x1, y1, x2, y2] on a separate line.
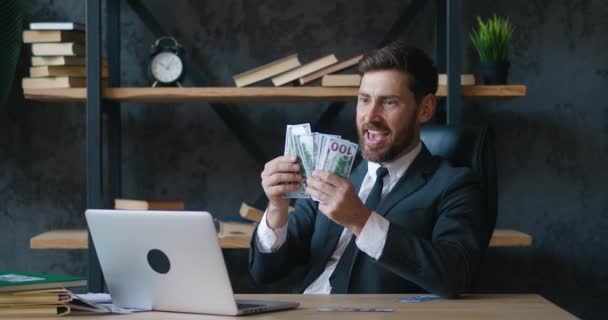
[147, 249, 171, 274]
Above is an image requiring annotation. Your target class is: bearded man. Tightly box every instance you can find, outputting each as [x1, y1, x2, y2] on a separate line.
[250, 42, 488, 298]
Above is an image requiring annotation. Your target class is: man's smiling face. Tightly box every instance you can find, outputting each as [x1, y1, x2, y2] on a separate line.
[356, 69, 422, 163]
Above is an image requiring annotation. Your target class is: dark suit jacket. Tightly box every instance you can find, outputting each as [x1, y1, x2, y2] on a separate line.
[249, 145, 487, 298]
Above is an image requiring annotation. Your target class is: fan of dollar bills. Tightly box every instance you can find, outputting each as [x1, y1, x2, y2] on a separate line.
[284, 123, 358, 199]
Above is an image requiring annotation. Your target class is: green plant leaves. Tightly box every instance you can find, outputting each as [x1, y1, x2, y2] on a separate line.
[470, 14, 514, 62]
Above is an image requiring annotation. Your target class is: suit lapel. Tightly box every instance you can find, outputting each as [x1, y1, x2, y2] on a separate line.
[376, 145, 438, 216]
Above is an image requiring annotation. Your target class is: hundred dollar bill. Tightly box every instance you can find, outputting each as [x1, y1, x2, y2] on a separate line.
[297, 133, 342, 178]
[316, 134, 341, 163]
[284, 123, 311, 156]
[284, 123, 311, 198]
[315, 137, 358, 178]
[316, 135, 333, 174]
[296, 133, 316, 179]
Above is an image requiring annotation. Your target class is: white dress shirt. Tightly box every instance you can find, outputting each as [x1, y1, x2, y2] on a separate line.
[256, 142, 422, 294]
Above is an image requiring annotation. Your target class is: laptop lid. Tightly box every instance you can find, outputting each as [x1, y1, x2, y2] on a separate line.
[86, 209, 243, 315]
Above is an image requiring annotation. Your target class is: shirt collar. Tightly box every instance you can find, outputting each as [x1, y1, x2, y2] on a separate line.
[367, 141, 422, 182]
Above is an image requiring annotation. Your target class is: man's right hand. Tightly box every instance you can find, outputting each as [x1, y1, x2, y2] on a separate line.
[260, 155, 302, 230]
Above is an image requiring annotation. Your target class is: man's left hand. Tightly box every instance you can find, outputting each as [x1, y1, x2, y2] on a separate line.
[306, 170, 371, 236]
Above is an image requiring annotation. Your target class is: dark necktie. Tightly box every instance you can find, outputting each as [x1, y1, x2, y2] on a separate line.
[330, 166, 389, 293]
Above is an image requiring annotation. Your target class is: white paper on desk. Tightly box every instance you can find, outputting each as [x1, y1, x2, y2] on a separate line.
[70, 292, 150, 314]
[76, 293, 112, 304]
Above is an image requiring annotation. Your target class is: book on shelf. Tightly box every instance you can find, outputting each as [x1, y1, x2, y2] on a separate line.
[29, 22, 85, 31]
[271, 54, 338, 86]
[317, 73, 474, 87]
[31, 56, 108, 67]
[233, 53, 301, 87]
[321, 74, 362, 87]
[23, 30, 85, 44]
[438, 73, 476, 86]
[30, 65, 109, 78]
[114, 198, 185, 211]
[298, 54, 363, 85]
[239, 203, 264, 222]
[239, 202, 295, 223]
[31, 56, 86, 67]
[217, 221, 255, 239]
[22, 77, 87, 89]
[31, 43, 86, 57]
[0, 272, 86, 293]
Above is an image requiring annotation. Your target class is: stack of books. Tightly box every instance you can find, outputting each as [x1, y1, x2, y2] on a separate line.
[239, 202, 295, 223]
[214, 202, 300, 241]
[319, 71, 476, 87]
[233, 52, 477, 88]
[0, 271, 85, 317]
[21, 22, 108, 90]
[114, 198, 185, 211]
[0, 271, 140, 316]
[233, 53, 364, 87]
[217, 218, 256, 239]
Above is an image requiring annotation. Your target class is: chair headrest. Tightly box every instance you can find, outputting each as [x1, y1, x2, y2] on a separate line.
[421, 125, 498, 245]
[421, 125, 493, 171]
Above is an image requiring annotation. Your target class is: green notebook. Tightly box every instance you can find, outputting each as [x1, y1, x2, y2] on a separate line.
[0, 271, 86, 293]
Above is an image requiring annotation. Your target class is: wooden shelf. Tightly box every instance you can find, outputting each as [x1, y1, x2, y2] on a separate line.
[30, 230, 88, 249]
[23, 85, 526, 103]
[29, 229, 251, 250]
[24, 87, 358, 103]
[489, 229, 533, 247]
[30, 228, 532, 250]
[437, 84, 527, 98]
[29, 229, 251, 249]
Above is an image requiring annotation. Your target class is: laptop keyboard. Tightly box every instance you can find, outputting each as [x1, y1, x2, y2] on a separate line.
[237, 303, 265, 310]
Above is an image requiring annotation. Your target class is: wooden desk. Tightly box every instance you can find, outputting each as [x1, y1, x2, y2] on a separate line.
[16, 294, 574, 319]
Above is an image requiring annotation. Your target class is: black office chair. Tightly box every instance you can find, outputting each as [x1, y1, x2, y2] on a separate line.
[420, 125, 498, 251]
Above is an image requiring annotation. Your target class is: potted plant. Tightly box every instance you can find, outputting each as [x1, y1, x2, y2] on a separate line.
[0, 0, 22, 108]
[470, 14, 514, 84]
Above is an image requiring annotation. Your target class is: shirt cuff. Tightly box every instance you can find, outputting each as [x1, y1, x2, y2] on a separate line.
[355, 211, 390, 260]
[255, 209, 288, 253]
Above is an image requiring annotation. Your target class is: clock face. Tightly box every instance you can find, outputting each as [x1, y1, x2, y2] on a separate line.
[151, 51, 183, 83]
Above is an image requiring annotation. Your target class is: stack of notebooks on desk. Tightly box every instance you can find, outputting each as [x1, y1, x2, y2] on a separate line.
[0, 271, 138, 317]
[0, 289, 73, 317]
[0, 271, 85, 317]
[22, 22, 108, 90]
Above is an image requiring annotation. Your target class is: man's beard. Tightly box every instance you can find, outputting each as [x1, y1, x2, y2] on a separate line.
[358, 118, 418, 163]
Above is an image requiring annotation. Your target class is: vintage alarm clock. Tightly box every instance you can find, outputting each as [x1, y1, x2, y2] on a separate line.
[149, 36, 185, 87]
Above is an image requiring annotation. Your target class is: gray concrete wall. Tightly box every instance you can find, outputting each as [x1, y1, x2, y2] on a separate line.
[0, 1, 606, 318]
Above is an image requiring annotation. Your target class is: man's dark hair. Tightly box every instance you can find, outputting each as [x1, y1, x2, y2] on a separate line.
[358, 41, 438, 104]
